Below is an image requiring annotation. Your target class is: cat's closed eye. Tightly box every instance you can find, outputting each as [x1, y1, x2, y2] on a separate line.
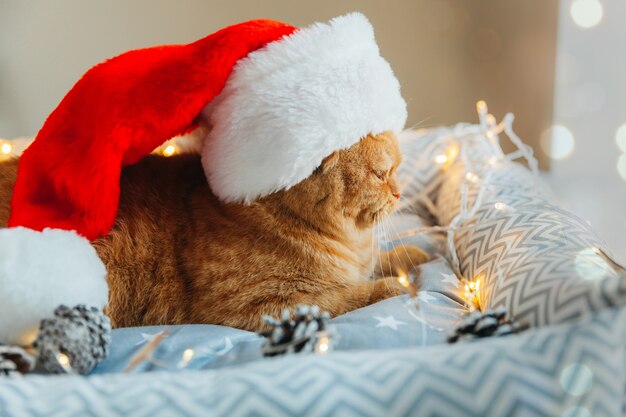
[373, 168, 394, 181]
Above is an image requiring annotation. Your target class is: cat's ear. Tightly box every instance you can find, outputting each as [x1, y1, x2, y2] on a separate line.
[319, 152, 340, 174]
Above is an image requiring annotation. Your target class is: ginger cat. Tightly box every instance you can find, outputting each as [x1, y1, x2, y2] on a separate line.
[0, 131, 427, 332]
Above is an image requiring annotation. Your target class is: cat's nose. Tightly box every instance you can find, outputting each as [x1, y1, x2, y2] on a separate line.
[392, 192, 401, 199]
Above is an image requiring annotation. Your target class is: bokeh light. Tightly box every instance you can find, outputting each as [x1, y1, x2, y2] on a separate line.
[0, 142, 12, 155]
[162, 144, 177, 157]
[465, 172, 479, 183]
[182, 348, 194, 363]
[560, 363, 594, 396]
[540, 125, 575, 160]
[616, 123, 626, 152]
[570, 0, 603, 29]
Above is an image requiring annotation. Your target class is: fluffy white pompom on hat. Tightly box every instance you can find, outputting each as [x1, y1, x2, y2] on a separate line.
[202, 12, 407, 203]
[0, 227, 108, 345]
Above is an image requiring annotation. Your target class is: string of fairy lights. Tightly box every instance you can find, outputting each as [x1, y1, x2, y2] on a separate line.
[0, 135, 195, 161]
[384, 100, 541, 313]
[0, 101, 583, 373]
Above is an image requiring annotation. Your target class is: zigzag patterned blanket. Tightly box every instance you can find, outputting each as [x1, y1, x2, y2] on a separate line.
[1, 306, 624, 417]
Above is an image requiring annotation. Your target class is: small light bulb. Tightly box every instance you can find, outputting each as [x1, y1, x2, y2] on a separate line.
[162, 145, 176, 157]
[182, 348, 194, 363]
[435, 154, 448, 164]
[494, 202, 506, 210]
[56, 352, 72, 373]
[1, 142, 12, 155]
[316, 335, 330, 354]
[57, 353, 70, 366]
[397, 275, 410, 287]
[486, 114, 497, 126]
[476, 100, 488, 114]
[465, 172, 479, 183]
[436, 144, 460, 166]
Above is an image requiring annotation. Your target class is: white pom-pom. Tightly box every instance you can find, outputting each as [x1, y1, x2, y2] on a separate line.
[0, 227, 108, 345]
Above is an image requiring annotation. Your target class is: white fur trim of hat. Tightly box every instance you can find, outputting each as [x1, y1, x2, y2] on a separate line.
[201, 12, 407, 203]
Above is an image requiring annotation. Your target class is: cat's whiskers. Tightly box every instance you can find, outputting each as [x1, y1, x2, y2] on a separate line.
[377, 215, 395, 293]
[374, 213, 388, 291]
[395, 195, 422, 215]
[378, 219, 400, 296]
[404, 115, 436, 132]
[384, 216, 423, 280]
[370, 213, 379, 281]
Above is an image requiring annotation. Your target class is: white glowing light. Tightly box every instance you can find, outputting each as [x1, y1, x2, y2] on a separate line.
[616, 124, 626, 152]
[182, 348, 194, 363]
[0, 142, 12, 155]
[560, 363, 594, 396]
[464, 279, 481, 294]
[162, 145, 176, 157]
[617, 154, 626, 181]
[540, 125, 575, 160]
[494, 202, 506, 210]
[397, 275, 410, 288]
[476, 100, 488, 114]
[316, 335, 330, 354]
[435, 154, 448, 164]
[56, 352, 74, 373]
[570, 0, 603, 29]
[435, 145, 460, 166]
[575, 247, 611, 280]
[465, 172, 479, 183]
[57, 353, 70, 367]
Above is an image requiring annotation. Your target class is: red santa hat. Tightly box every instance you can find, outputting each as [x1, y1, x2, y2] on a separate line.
[0, 13, 406, 345]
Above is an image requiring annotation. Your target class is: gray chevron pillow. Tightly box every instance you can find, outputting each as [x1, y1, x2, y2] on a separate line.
[398, 125, 626, 327]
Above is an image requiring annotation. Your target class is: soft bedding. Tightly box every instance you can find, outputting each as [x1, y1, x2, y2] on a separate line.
[2, 119, 625, 417]
[2, 305, 624, 417]
[92, 257, 464, 374]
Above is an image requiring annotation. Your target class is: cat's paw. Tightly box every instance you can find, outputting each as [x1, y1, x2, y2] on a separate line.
[368, 277, 409, 304]
[369, 276, 420, 304]
[376, 245, 429, 278]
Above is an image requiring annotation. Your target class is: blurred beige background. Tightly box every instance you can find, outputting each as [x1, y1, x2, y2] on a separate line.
[545, 0, 626, 262]
[3, 1, 623, 259]
[0, 0, 557, 169]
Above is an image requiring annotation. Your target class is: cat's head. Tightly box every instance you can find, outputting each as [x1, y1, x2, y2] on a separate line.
[285, 131, 402, 229]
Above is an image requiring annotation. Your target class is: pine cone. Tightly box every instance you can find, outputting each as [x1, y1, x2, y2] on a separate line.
[0, 345, 35, 376]
[33, 305, 111, 374]
[448, 307, 528, 343]
[260, 305, 334, 356]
